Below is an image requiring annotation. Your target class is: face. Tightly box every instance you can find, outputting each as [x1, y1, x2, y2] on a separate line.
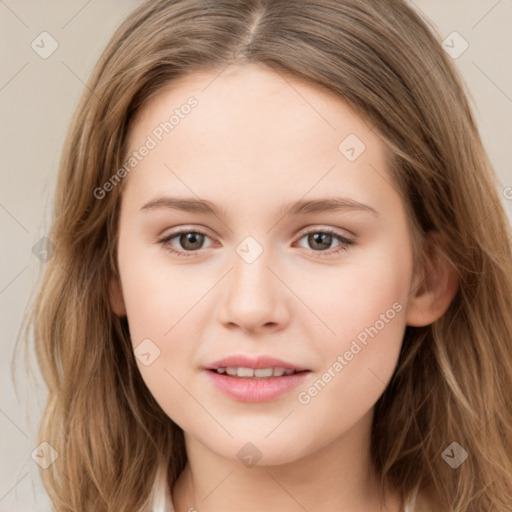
[112, 63, 416, 465]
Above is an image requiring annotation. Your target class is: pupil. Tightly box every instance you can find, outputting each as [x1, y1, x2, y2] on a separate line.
[310, 233, 332, 250]
[181, 232, 203, 250]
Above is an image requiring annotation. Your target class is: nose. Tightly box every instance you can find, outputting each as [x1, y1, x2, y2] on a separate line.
[216, 244, 290, 334]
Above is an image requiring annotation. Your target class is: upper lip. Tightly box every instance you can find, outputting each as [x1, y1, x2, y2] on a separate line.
[204, 355, 310, 372]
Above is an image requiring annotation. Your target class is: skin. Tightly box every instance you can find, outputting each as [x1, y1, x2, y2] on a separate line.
[110, 63, 458, 512]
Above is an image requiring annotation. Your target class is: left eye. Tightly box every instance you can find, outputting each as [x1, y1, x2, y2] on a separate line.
[295, 230, 353, 254]
[158, 229, 354, 258]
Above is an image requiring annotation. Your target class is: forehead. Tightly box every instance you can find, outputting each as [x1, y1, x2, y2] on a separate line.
[128, 63, 381, 154]
[122, 63, 394, 216]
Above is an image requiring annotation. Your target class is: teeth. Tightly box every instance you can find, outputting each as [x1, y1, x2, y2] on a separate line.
[237, 367, 254, 377]
[217, 367, 297, 378]
[254, 368, 273, 377]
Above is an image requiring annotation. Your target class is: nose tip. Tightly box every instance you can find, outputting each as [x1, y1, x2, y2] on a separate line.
[216, 252, 289, 334]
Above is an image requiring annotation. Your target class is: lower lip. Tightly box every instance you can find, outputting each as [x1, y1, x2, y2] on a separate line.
[205, 370, 310, 402]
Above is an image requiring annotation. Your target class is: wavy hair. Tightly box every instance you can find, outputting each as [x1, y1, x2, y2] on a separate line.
[15, 0, 512, 510]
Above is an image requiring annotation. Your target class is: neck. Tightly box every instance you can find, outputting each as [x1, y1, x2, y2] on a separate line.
[171, 408, 401, 512]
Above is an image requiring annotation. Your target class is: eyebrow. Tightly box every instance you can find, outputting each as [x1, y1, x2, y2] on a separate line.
[140, 196, 378, 217]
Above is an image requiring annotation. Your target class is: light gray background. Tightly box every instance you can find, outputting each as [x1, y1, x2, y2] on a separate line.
[1, 1, 511, 510]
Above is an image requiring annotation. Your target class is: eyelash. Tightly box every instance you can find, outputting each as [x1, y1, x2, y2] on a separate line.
[158, 228, 354, 258]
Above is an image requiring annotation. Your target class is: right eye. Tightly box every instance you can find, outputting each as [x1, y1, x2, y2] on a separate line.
[158, 229, 215, 257]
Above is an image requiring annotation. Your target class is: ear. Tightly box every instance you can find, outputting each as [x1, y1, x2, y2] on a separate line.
[109, 272, 127, 317]
[406, 231, 459, 327]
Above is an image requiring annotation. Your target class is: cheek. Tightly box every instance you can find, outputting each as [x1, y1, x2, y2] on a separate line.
[306, 242, 411, 346]
[118, 252, 207, 423]
[306, 266, 407, 401]
[117, 235, 219, 404]
[118, 238, 207, 341]
[292, 317, 406, 459]
[291, 245, 411, 439]
[292, 289, 407, 456]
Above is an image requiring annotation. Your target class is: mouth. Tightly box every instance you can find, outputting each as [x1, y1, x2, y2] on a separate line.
[204, 355, 310, 374]
[208, 367, 309, 378]
[203, 356, 311, 402]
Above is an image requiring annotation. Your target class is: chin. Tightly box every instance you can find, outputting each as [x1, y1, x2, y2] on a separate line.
[204, 431, 317, 468]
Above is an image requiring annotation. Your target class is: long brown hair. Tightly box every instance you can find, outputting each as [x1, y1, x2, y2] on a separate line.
[15, 0, 512, 510]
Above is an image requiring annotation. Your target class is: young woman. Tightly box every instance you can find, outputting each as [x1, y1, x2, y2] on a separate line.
[19, 0, 512, 510]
